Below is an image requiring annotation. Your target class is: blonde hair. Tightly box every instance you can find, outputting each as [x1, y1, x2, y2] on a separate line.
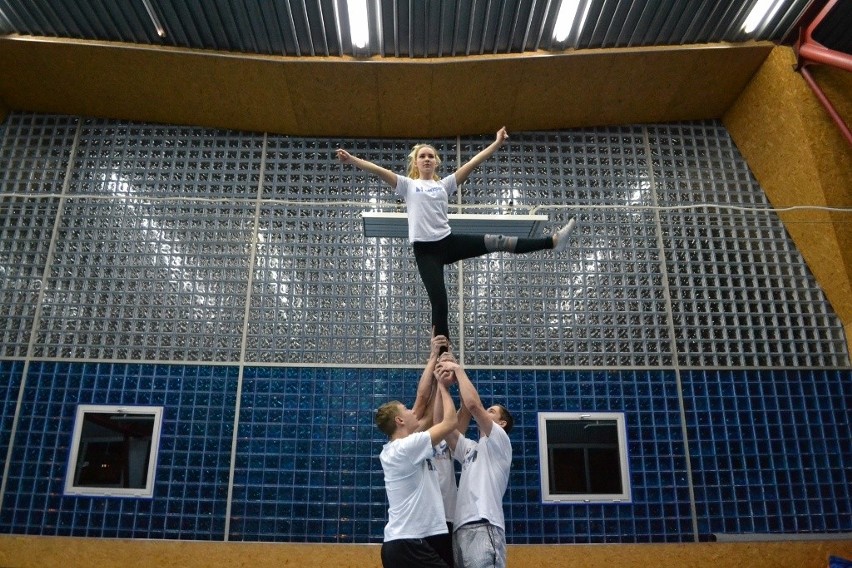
[406, 144, 442, 180]
[375, 401, 403, 436]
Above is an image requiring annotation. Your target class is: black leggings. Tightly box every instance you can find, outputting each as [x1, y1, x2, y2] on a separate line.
[412, 233, 554, 343]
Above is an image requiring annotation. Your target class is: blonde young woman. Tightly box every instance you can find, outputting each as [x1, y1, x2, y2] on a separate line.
[336, 127, 576, 347]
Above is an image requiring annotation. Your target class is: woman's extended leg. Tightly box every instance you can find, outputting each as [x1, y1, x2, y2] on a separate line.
[447, 219, 576, 261]
[484, 234, 552, 254]
[410, 220, 576, 342]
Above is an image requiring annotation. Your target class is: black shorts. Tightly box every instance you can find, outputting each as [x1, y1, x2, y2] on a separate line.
[381, 535, 452, 568]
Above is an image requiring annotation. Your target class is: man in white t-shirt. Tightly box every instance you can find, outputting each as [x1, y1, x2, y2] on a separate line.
[436, 354, 514, 568]
[376, 336, 457, 568]
[432, 439, 458, 526]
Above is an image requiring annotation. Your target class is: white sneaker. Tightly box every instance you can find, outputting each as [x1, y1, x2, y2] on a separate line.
[553, 218, 576, 252]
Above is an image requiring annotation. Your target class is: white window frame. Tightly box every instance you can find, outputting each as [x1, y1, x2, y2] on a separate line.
[64, 404, 163, 498]
[538, 411, 631, 504]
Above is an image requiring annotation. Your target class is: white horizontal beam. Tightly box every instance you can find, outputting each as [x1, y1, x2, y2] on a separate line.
[361, 212, 548, 238]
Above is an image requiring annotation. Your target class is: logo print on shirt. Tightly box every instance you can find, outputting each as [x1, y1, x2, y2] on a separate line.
[463, 449, 478, 468]
[414, 184, 443, 194]
[433, 444, 450, 461]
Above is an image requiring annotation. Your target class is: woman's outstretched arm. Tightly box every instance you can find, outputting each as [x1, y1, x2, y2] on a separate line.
[452, 126, 508, 186]
[336, 148, 398, 187]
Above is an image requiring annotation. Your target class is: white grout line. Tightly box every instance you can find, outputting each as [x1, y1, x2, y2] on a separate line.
[0, 119, 82, 514]
[223, 133, 268, 541]
[643, 126, 700, 542]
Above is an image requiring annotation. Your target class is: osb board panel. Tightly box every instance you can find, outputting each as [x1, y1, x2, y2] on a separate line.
[809, 62, 852, 286]
[723, 46, 852, 328]
[0, 36, 771, 138]
[508, 44, 774, 131]
[509, 542, 852, 567]
[810, 65, 852, 131]
[0, 535, 850, 568]
[847, 320, 852, 356]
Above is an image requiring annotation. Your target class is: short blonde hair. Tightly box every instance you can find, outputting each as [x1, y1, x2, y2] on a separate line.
[375, 401, 403, 436]
[406, 144, 442, 180]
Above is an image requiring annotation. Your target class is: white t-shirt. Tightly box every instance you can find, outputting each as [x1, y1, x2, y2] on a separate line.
[453, 423, 512, 531]
[380, 431, 448, 541]
[395, 174, 457, 243]
[433, 440, 458, 524]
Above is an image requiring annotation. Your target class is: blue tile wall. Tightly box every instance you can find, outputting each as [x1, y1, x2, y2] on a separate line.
[231, 367, 389, 542]
[0, 357, 849, 543]
[0, 362, 239, 539]
[230, 367, 694, 543]
[0, 361, 24, 473]
[493, 369, 696, 544]
[682, 368, 851, 536]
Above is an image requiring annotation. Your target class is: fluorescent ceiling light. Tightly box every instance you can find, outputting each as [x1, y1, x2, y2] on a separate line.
[347, 0, 370, 49]
[742, 0, 785, 34]
[553, 0, 582, 42]
[141, 0, 167, 38]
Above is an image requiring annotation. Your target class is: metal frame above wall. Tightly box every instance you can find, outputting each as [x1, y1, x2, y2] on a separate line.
[793, 0, 852, 145]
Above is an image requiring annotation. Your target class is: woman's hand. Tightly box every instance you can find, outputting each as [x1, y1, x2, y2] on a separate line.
[495, 127, 509, 147]
[335, 148, 353, 163]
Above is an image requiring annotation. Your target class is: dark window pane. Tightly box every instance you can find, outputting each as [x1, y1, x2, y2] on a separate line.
[549, 447, 587, 493]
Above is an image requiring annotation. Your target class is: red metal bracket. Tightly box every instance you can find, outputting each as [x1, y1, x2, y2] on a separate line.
[793, 0, 852, 145]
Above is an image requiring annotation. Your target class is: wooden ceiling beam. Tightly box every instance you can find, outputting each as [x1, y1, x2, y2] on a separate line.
[0, 35, 773, 138]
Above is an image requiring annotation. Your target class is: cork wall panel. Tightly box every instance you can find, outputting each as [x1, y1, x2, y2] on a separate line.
[426, 57, 522, 136]
[1, 535, 850, 568]
[281, 59, 385, 137]
[810, 65, 852, 130]
[507, 50, 672, 129]
[0, 37, 300, 136]
[661, 45, 775, 120]
[808, 64, 852, 293]
[723, 46, 852, 339]
[375, 62, 436, 136]
[508, 542, 852, 567]
[0, 36, 772, 139]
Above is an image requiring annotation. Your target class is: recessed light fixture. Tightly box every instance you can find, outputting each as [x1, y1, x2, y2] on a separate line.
[742, 0, 786, 34]
[347, 0, 370, 49]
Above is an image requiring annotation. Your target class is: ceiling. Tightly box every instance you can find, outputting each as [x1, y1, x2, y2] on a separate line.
[0, 1, 835, 138]
[0, 0, 813, 58]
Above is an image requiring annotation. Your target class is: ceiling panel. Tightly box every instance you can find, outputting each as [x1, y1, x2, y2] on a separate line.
[0, 0, 813, 58]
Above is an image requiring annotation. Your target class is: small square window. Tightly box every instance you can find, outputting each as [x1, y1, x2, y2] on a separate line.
[538, 412, 631, 503]
[65, 405, 163, 498]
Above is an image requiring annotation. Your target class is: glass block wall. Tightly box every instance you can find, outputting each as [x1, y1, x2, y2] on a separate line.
[0, 112, 848, 543]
